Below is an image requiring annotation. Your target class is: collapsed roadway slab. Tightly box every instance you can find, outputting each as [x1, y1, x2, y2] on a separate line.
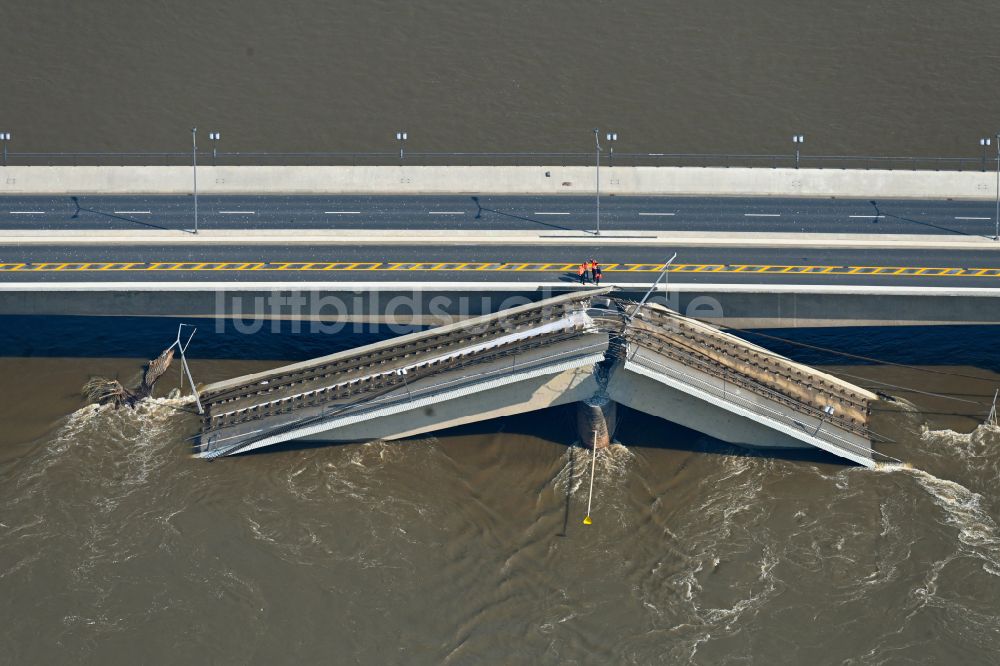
[194, 288, 900, 468]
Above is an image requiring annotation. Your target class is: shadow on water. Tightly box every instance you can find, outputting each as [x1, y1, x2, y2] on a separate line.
[728, 324, 1000, 374]
[4, 315, 997, 372]
[612, 404, 860, 466]
[0, 314, 406, 360]
[558, 444, 576, 537]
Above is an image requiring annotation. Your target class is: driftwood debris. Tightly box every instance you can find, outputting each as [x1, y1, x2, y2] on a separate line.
[83, 347, 176, 408]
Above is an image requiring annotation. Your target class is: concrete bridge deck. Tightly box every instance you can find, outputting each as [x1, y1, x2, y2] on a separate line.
[195, 289, 899, 468]
[198, 290, 610, 458]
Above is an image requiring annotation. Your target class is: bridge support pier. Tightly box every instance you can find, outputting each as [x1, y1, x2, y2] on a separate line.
[576, 396, 617, 449]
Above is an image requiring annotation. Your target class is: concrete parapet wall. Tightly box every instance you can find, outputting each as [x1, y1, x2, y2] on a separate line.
[1, 283, 998, 327]
[0, 165, 996, 199]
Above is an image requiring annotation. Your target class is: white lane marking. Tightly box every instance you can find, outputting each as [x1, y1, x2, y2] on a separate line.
[534, 212, 570, 215]
[428, 211, 464, 215]
[744, 213, 781, 217]
[638, 212, 675, 216]
[10, 211, 45, 214]
[114, 210, 151, 214]
[849, 215, 885, 218]
[219, 211, 255, 215]
[955, 216, 990, 220]
[325, 211, 361, 214]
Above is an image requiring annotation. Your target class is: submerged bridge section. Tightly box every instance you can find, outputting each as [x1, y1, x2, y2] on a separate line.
[196, 289, 900, 468]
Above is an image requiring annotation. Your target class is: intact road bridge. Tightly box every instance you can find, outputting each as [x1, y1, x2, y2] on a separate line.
[0, 193, 998, 326]
[0, 193, 998, 236]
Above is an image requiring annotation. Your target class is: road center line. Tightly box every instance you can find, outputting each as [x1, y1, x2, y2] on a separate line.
[955, 216, 990, 220]
[325, 211, 361, 214]
[534, 212, 570, 215]
[744, 213, 780, 217]
[428, 211, 464, 215]
[114, 210, 151, 214]
[219, 211, 255, 215]
[849, 215, 885, 218]
[5, 261, 995, 280]
[638, 212, 675, 216]
[10, 211, 45, 214]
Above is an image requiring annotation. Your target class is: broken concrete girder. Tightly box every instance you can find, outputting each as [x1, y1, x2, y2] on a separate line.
[193, 289, 895, 468]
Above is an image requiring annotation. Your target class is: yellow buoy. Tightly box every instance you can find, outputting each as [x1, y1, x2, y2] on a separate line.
[583, 515, 593, 525]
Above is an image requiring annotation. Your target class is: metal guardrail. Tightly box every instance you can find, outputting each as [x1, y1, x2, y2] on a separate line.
[204, 320, 598, 430]
[628, 315, 872, 413]
[2, 149, 997, 171]
[627, 332, 870, 437]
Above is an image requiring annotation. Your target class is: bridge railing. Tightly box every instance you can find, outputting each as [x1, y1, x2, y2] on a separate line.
[2, 150, 993, 171]
[628, 334, 872, 438]
[203, 336, 607, 456]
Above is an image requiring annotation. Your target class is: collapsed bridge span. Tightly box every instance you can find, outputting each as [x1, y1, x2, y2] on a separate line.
[195, 288, 898, 468]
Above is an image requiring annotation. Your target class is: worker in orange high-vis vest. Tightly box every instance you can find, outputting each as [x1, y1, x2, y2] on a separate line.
[593, 261, 603, 285]
[578, 262, 588, 284]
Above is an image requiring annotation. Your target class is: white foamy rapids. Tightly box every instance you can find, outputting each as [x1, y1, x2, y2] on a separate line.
[553, 443, 634, 497]
[0, 393, 199, 630]
[902, 467, 1000, 575]
[7, 395, 196, 510]
[638, 452, 785, 660]
[239, 438, 439, 566]
[920, 423, 1000, 464]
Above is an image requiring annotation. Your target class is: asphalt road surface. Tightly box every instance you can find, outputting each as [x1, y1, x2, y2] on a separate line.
[0, 195, 997, 236]
[2, 243, 998, 288]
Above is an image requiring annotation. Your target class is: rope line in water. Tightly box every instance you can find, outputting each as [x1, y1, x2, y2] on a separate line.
[583, 430, 597, 526]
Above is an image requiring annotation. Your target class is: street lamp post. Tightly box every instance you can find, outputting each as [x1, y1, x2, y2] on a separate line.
[191, 127, 199, 235]
[209, 131, 221, 165]
[0, 132, 11, 167]
[980, 137, 992, 172]
[813, 404, 836, 436]
[593, 130, 618, 236]
[792, 134, 805, 169]
[396, 131, 408, 161]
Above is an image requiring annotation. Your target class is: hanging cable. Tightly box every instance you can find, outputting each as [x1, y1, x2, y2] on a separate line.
[833, 371, 985, 405]
[691, 318, 999, 384]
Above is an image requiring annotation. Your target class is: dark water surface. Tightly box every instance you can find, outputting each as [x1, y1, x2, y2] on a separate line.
[4, 3, 1000, 662]
[1, 319, 999, 664]
[2, 1, 999, 157]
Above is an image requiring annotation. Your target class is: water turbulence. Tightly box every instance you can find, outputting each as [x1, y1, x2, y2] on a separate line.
[82, 347, 175, 409]
[193, 291, 892, 470]
[4, 312, 1000, 662]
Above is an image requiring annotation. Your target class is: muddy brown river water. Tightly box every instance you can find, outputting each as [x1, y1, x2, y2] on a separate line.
[3, 1, 1000, 662]
[1, 321, 999, 664]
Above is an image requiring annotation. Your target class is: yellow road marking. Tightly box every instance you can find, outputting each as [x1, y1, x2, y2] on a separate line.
[0, 261, 997, 279]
